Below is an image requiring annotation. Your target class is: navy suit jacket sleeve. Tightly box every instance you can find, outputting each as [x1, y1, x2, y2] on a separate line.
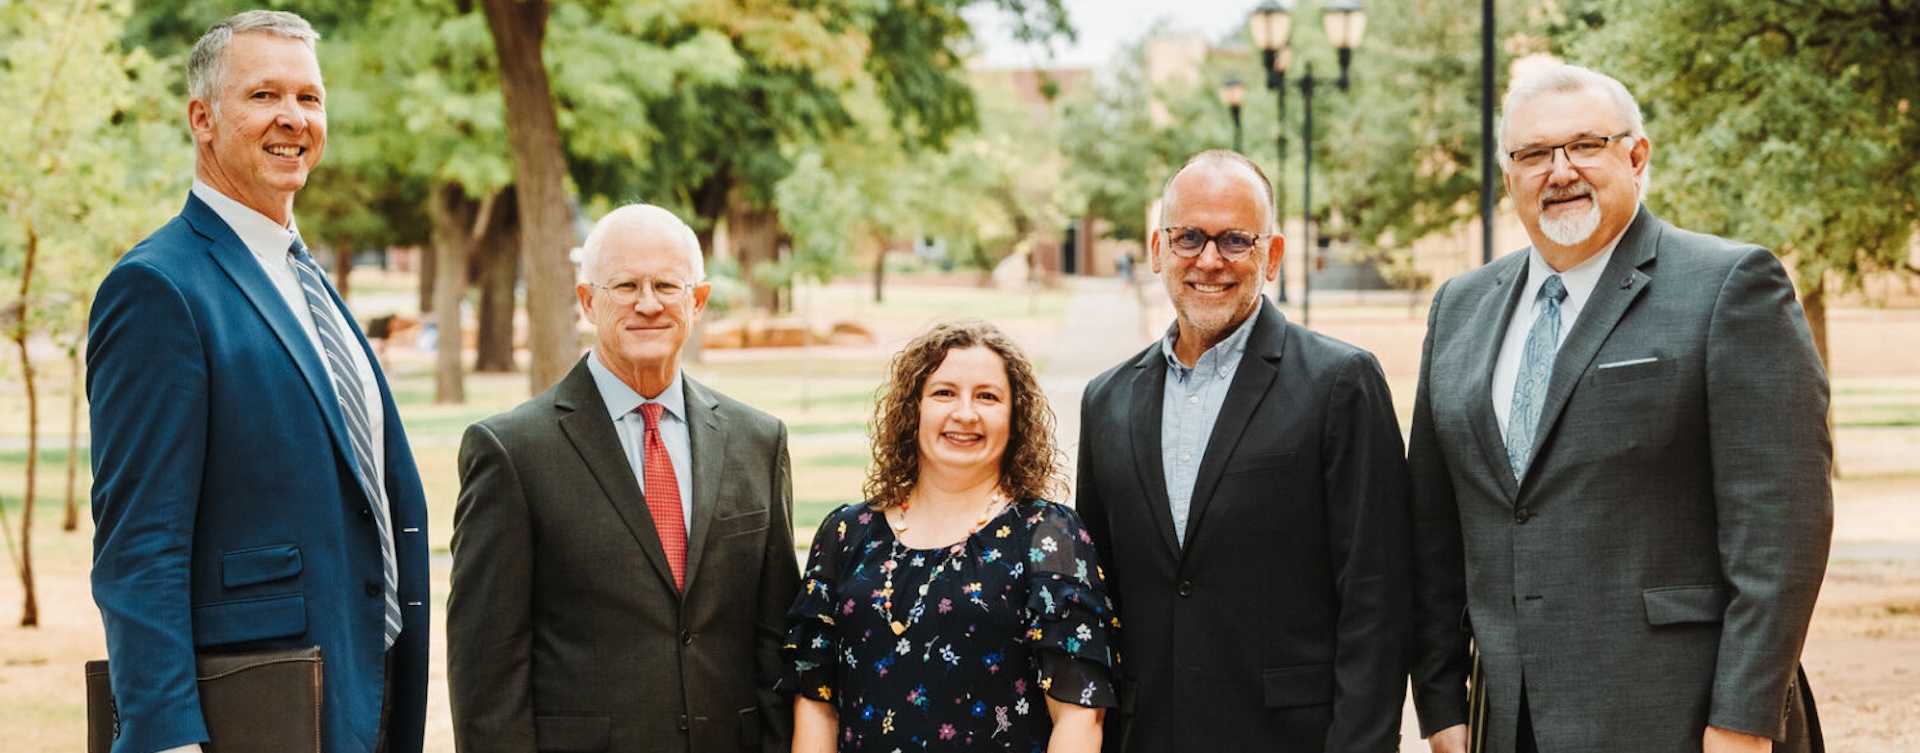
[89, 255, 216, 752]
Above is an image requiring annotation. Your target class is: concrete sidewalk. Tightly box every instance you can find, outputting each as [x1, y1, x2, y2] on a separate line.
[1039, 276, 1168, 496]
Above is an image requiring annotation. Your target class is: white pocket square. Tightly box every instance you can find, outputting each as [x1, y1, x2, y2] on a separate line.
[1597, 357, 1659, 370]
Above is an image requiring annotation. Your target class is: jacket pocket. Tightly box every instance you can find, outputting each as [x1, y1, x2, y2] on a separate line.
[192, 593, 307, 646]
[1262, 663, 1334, 708]
[222, 544, 303, 588]
[535, 714, 611, 752]
[737, 706, 763, 750]
[1586, 356, 1677, 386]
[714, 507, 770, 538]
[1642, 584, 1729, 625]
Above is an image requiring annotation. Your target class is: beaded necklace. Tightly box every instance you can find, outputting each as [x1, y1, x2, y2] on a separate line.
[879, 490, 1005, 636]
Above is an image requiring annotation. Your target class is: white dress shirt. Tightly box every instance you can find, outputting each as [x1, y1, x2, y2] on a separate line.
[1490, 235, 1623, 435]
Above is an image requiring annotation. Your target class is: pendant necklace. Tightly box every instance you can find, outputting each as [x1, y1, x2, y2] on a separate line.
[880, 490, 1006, 636]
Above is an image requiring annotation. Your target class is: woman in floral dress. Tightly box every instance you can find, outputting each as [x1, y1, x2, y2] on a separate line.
[784, 319, 1116, 752]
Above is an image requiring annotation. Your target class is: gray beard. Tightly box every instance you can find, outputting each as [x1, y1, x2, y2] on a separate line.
[1540, 202, 1601, 246]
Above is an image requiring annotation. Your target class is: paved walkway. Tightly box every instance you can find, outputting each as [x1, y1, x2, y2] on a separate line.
[1040, 277, 1166, 493]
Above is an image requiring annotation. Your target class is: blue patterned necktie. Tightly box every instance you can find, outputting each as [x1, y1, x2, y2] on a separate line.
[1506, 274, 1567, 481]
[290, 237, 401, 647]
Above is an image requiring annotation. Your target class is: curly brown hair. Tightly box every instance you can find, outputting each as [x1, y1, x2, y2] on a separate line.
[863, 319, 1064, 509]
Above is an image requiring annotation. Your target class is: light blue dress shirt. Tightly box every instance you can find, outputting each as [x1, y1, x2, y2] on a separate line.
[1159, 301, 1262, 546]
[587, 353, 694, 530]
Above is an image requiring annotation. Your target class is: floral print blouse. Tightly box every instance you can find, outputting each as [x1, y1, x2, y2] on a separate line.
[782, 499, 1118, 751]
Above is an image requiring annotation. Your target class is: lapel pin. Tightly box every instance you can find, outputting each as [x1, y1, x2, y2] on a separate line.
[1619, 275, 1634, 289]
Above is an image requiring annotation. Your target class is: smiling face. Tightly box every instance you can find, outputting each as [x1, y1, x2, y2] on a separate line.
[915, 346, 1013, 479]
[1502, 86, 1650, 269]
[1152, 160, 1282, 365]
[189, 31, 326, 226]
[576, 212, 711, 398]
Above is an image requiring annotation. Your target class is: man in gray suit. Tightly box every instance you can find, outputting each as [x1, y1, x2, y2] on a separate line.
[1408, 65, 1831, 753]
[448, 204, 799, 752]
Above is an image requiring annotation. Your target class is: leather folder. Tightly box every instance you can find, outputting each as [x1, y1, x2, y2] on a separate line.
[86, 646, 323, 753]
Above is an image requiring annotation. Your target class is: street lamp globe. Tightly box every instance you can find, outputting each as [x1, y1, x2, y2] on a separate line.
[1322, 0, 1369, 52]
[1247, 0, 1294, 54]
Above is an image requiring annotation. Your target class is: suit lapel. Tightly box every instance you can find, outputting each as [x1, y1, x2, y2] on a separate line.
[1184, 304, 1283, 545]
[186, 196, 361, 490]
[680, 377, 727, 591]
[1526, 208, 1658, 487]
[1123, 346, 1182, 557]
[1469, 254, 1531, 503]
[553, 359, 679, 591]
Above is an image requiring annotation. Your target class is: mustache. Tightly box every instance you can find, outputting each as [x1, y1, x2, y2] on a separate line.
[1540, 181, 1595, 205]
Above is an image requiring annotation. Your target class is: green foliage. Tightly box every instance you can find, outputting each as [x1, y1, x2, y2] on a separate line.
[1322, 0, 1520, 248]
[1560, 0, 1920, 293]
[1055, 38, 1226, 241]
[0, 0, 189, 343]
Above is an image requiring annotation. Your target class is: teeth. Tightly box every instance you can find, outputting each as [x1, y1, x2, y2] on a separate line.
[267, 146, 301, 157]
[1193, 284, 1227, 293]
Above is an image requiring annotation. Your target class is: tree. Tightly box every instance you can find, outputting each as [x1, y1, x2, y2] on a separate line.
[1558, 0, 1920, 369]
[1056, 37, 1236, 243]
[0, 0, 188, 626]
[1321, 0, 1519, 251]
[482, 0, 578, 394]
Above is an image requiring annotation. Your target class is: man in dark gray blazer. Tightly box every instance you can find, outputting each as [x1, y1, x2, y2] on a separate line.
[1408, 65, 1831, 753]
[448, 204, 799, 753]
[1076, 150, 1411, 753]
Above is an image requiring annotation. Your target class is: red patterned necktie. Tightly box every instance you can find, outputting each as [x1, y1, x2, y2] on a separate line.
[638, 402, 687, 590]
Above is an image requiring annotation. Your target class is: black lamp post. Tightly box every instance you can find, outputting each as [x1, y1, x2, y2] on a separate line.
[1218, 75, 1247, 153]
[1248, 0, 1293, 303]
[1249, 0, 1367, 325]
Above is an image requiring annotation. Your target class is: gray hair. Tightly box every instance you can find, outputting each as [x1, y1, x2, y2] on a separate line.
[187, 11, 320, 103]
[576, 204, 707, 285]
[1160, 149, 1276, 233]
[1497, 64, 1646, 172]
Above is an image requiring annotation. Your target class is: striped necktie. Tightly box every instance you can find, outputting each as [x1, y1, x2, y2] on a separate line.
[1506, 274, 1568, 481]
[290, 237, 402, 647]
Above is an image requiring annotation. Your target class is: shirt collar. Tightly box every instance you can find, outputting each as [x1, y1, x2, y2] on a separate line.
[1525, 229, 1623, 314]
[1159, 296, 1263, 373]
[192, 179, 300, 260]
[586, 351, 685, 423]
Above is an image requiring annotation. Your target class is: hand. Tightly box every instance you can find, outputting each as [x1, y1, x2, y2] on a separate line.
[1427, 723, 1469, 753]
[1703, 725, 1771, 753]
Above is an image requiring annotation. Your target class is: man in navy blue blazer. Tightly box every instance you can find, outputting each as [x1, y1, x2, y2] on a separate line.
[87, 10, 429, 753]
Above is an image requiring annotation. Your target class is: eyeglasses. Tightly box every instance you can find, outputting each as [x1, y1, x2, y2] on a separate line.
[593, 277, 692, 306]
[1160, 226, 1266, 261]
[1507, 133, 1633, 173]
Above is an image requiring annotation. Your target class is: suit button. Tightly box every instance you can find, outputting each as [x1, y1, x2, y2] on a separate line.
[1515, 508, 1530, 524]
[680, 630, 693, 645]
[1177, 581, 1194, 597]
[365, 582, 381, 596]
[359, 506, 372, 519]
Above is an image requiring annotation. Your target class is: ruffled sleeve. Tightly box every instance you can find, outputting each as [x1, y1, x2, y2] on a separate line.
[1023, 501, 1119, 709]
[778, 502, 866, 702]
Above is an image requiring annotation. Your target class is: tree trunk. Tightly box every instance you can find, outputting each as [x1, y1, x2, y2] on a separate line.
[12, 225, 40, 627]
[330, 246, 353, 301]
[427, 182, 478, 404]
[418, 233, 436, 315]
[1801, 271, 1836, 478]
[483, 0, 579, 395]
[871, 240, 886, 304]
[474, 186, 522, 373]
[727, 189, 781, 312]
[64, 343, 81, 532]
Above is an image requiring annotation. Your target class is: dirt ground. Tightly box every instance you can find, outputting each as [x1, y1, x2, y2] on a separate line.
[2, 284, 1915, 752]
